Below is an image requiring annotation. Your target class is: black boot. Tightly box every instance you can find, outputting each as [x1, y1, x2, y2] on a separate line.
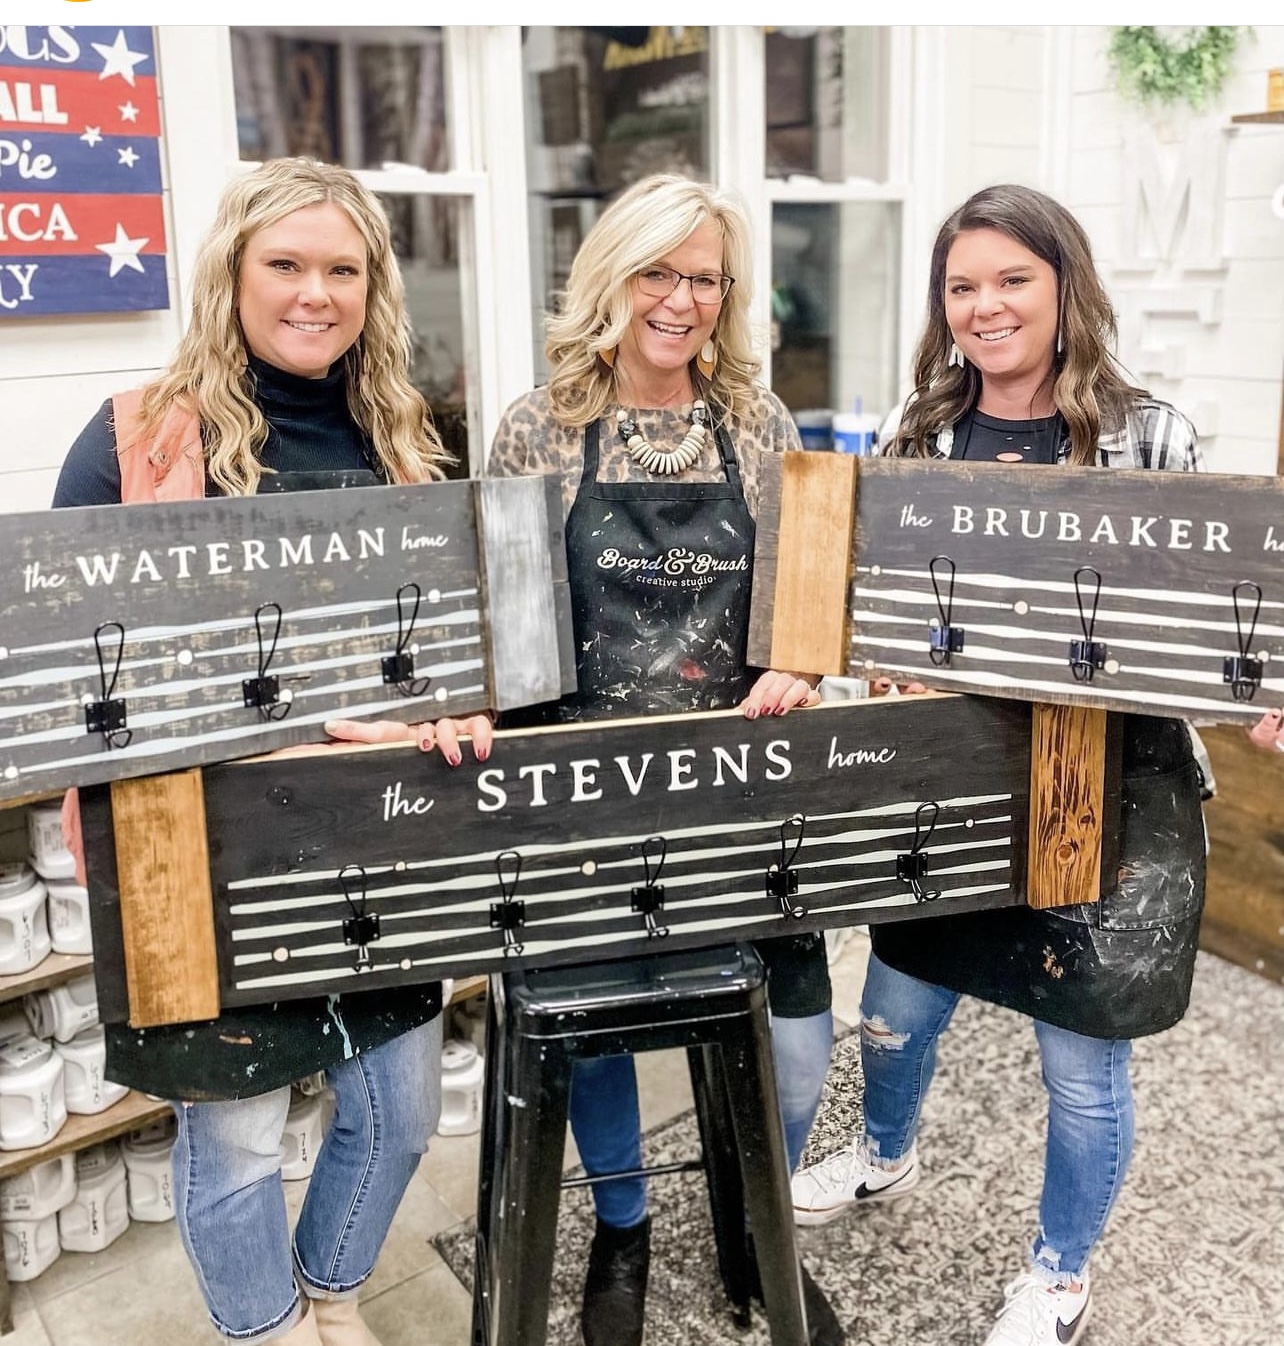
[746, 1235, 845, 1346]
[582, 1215, 649, 1346]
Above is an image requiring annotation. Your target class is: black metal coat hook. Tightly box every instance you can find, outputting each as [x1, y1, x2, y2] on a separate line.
[85, 621, 132, 749]
[489, 850, 526, 956]
[1222, 581, 1264, 702]
[1069, 566, 1108, 682]
[631, 835, 670, 939]
[928, 556, 965, 666]
[339, 863, 381, 971]
[896, 802, 941, 903]
[381, 582, 431, 697]
[243, 602, 292, 720]
[766, 813, 807, 919]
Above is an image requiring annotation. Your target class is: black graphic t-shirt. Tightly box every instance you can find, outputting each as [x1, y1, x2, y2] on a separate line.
[952, 408, 1065, 465]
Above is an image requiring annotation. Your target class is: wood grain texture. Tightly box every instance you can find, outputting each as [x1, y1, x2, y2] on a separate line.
[111, 771, 220, 1027]
[766, 451, 857, 675]
[477, 476, 564, 710]
[1199, 723, 1284, 984]
[1027, 703, 1107, 908]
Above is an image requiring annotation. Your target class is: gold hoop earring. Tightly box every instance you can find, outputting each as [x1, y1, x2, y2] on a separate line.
[696, 340, 716, 380]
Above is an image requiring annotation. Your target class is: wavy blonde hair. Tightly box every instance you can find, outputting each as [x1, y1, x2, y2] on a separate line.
[545, 173, 760, 427]
[137, 157, 448, 493]
[889, 184, 1148, 466]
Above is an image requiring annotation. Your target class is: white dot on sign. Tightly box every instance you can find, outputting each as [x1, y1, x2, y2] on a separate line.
[395, 860, 407, 872]
[964, 818, 974, 829]
[0, 647, 7, 659]
[864, 659, 876, 672]
[581, 860, 597, 877]
[410, 642, 420, 657]
[176, 649, 193, 667]
[428, 589, 441, 603]
[80, 693, 94, 707]
[3, 766, 16, 781]
[1105, 659, 1120, 675]
[434, 686, 448, 702]
[1257, 649, 1270, 663]
[870, 565, 881, 577]
[400, 959, 412, 971]
[280, 689, 294, 703]
[928, 617, 940, 629]
[1013, 601, 1029, 616]
[272, 947, 289, 963]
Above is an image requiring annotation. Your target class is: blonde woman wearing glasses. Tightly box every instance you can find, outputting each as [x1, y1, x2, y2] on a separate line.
[482, 173, 842, 1346]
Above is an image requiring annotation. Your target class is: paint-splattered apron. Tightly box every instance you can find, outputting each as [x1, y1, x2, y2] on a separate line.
[557, 415, 757, 721]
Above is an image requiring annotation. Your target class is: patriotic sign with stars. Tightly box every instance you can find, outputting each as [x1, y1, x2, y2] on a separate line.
[0, 25, 169, 316]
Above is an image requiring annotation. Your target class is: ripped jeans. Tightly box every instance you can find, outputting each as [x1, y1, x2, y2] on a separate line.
[860, 952, 1134, 1280]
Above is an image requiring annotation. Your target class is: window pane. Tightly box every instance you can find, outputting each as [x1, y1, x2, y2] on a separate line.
[522, 26, 712, 377]
[771, 201, 901, 431]
[231, 27, 449, 172]
[378, 194, 471, 481]
[765, 27, 888, 183]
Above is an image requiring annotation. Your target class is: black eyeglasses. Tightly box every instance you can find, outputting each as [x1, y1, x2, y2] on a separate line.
[635, 265, 734, 304]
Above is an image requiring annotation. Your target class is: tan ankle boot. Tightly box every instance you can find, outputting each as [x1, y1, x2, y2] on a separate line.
[312, 1296, 382, 1346]
[275, 1303, 323, 1346]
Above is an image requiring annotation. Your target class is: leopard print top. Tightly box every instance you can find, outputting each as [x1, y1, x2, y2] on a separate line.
[487, 385, 802, 523]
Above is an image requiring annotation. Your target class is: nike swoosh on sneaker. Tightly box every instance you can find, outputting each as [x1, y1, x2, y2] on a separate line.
[1057, 1301, 1090, 1343]
[852, 1176, 907, 1199]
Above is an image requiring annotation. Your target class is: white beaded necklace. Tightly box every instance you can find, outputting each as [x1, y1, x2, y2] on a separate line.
[616, 400, 708, 475]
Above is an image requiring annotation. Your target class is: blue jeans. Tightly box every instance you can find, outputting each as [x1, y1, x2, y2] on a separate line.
[860, 952, 1134, 1279]
[171, 1017, 442, 1341]
[570, 1008, 834, 1228]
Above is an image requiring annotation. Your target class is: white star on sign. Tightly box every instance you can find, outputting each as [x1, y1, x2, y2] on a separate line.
[118, 146, 140, 168]
[80, 126, 103, 147]
[92, 31, 149, 86]
[119, 102, 139, 123]
[95, 224, 149, 277]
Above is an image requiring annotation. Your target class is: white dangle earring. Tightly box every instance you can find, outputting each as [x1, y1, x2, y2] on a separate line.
[948, 342, 964, 368]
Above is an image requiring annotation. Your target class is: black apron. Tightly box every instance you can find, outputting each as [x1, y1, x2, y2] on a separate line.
[550, 413, 829, 1018]
[559, 415, 757, 721]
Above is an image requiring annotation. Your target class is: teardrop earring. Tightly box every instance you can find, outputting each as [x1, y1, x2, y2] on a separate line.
[948, 342, 964, 368]
[696, 340, 717, 379]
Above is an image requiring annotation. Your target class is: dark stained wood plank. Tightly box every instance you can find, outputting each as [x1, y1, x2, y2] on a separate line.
[88, 695, 1034, 1024]
[1028, 703, 1107, 908]
[111, 772, 220, 1027]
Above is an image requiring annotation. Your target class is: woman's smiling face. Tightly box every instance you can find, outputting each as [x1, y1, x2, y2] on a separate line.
[944, 227, 1059, 389]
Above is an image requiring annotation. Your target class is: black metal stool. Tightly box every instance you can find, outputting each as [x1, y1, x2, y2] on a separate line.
[471, 943, 808, 1346]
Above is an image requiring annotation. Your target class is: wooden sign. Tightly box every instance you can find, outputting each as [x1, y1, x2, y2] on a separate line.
[0, 26, 170, 315]
[0, 476, 572, 802]
[750, 454, 1283, 721]
[81, 695, 1034, 1027]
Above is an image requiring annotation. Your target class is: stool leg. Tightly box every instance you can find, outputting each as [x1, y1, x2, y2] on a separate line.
[471, 980, 506, 1346]
[489, 1031, 572, 1346]
[721, 1017, 807, 1346]
[688, 1044, 752, 1327]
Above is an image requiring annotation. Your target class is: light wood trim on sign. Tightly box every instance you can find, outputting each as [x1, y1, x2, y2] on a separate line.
[1027, 703, 1107, 908]
[769, 451, 857, 675]
[111, 771, 221, 1027]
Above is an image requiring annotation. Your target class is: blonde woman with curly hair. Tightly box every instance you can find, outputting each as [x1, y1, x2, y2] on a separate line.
[792, 185, 1207, 1346]
[469, 172, 843, 1346]
[54, 157, 449, 1346]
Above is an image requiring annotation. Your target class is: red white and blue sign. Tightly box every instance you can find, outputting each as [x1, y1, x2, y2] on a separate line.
[0, 25, 169, 316]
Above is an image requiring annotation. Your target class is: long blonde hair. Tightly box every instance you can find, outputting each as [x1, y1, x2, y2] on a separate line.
[138, 157, 448, 493]
[890, 184, 1148, 466]
[545, 173, 760, 427]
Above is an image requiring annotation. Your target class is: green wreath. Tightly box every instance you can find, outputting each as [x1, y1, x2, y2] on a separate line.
[1107, 27, 1243, 111]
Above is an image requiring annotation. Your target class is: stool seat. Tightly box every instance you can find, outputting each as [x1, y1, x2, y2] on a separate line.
[472, 943, 808, 1346]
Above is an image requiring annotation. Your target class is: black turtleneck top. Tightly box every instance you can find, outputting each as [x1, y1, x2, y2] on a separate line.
[53, 356, 381, 507]
[52, 358, 440, 1100]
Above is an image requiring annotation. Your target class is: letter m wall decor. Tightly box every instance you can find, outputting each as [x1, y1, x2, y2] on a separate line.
[0, 26, 170, 315]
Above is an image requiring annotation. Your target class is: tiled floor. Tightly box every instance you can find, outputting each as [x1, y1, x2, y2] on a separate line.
[1, 933, 872, 1346]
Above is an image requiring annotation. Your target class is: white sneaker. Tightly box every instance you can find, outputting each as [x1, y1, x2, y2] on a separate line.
[790, 1140, 919, 1226]
[984, 1272, 1092, 1346]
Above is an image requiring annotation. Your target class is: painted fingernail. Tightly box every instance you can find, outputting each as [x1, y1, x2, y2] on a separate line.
[447, 751, 462, 767]
[478, 747, 491, 762]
